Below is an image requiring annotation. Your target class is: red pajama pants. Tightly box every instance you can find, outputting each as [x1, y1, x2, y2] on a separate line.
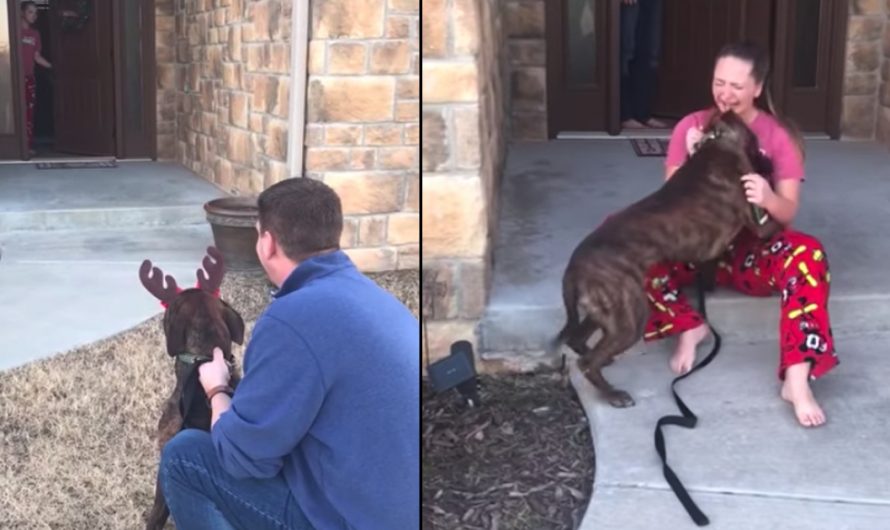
[643, 229, 839, 380]
[25, 75, 36, 150]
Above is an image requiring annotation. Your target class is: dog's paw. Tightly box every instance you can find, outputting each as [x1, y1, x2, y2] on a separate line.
[607, 390, 635, 408]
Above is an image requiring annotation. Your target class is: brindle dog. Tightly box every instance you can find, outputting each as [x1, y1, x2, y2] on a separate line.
[550, 110, 781, 407]
[139, 246, 245, 530]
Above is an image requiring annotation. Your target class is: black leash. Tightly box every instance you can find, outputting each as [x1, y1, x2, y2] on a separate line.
[178, 363, 203, 429]
[653, 272, 722, 526]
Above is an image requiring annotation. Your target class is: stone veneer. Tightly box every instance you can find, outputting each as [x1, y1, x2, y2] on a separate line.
[305, 0, 420, 272]
[164, 0, 294, 194]
[421, 0, 508, 370]
[155, 0, 419, 273]
[877, 0, 890, 144]
[505, 0, 547, 141]
[843, 0, 886, 138]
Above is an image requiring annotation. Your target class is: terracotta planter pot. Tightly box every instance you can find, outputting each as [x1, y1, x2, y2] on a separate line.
[204, 196, 262, 271]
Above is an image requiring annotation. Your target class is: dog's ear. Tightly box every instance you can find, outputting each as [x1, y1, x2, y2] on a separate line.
[163, 300, 189, 356]
[220, 299, 245, 345]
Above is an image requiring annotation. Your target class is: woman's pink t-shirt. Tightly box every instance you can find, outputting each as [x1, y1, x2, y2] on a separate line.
[665, 109, 805, 182]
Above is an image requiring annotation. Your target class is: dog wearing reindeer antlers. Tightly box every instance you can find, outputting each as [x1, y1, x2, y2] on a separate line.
[138, 246, 245, 530]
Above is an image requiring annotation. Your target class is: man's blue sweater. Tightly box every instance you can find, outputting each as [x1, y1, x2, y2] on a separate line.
[212, 250, 419, 529]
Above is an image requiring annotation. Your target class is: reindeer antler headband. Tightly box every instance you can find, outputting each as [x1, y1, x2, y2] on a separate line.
[139, 246, 224, 308]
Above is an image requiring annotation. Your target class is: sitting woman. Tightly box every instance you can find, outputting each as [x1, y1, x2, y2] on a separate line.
[643, 40, 838, 428]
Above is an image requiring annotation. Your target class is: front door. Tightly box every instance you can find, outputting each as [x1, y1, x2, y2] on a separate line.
[50, 0, 114, 155]
[545, 0, 848, 137]
[652, 0, 772, 120]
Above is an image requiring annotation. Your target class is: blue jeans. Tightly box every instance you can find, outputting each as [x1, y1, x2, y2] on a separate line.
[160, 429, 314, 530]
[620, 0, 664, 122]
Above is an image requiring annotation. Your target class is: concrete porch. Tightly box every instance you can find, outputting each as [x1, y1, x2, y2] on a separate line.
[0, 161, 225, 370]
[481, 138, 890, 527]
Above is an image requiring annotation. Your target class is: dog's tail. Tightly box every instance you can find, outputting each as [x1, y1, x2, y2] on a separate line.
[548, 274, 581, 356]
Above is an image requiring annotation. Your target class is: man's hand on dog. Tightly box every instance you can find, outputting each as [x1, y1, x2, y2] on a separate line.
[199, 347, 231, 393]
[741, 173, 773, 208]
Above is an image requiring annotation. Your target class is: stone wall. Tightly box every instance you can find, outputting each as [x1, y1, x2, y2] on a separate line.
[156, 0, 177, 159]
[505, 0, 547, 141]
[877, 0, 890, 144]
[160, 0, 293, 194]
[421, 0, 508, 369]
[155, 0, 419, 273]
[843, 0, 886, 138]
[306, 0, 420, 272]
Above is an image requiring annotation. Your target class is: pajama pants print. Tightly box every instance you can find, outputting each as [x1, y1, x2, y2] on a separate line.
[643, 229, 839, 380]
[25, 75, 35, 150]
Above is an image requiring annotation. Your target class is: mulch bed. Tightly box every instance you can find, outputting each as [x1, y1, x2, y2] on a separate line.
[422, 372, 595, 530]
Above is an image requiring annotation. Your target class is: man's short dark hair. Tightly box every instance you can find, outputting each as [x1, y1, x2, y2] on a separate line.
[257, 177, 343, 262]
[21, 1, 36, 12]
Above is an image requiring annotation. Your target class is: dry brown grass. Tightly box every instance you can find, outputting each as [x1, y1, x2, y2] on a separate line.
[0, 269, 418, 529]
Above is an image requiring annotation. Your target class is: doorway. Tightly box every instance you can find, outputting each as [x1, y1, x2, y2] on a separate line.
[0, 0, 156, 160]
[546, 0, 848, 138]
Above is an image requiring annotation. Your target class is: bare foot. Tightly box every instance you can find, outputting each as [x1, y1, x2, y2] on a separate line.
[781, 363, 826, 427]
[670, 323, 709, 375]
[645, 117, 672, 129]
[622, 118, 648, 129]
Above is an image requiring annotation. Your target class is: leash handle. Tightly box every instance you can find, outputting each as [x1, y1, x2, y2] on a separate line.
[652, 271, 721, 527]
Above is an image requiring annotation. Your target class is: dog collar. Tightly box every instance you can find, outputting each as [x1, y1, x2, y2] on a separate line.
[176, 352, 212, 365]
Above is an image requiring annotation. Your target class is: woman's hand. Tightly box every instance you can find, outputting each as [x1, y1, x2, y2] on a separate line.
[685, 126, 703, 155]
[741, 173, 774, 207]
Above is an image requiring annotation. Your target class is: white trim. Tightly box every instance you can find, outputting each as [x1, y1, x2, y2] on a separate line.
[287, 0, 311, 179]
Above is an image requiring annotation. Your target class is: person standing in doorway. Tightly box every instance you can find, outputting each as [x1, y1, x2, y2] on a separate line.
[620, 0, 669, 129]
[20, 1, 51, 156]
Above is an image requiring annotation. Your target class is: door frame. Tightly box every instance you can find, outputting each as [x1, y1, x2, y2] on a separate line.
[1, 0, 28, 159]
[771, 0, 848, 139]
[824, 0, 848, 139]
[2, 0, 157, 160]
[111, 0, 157, 159]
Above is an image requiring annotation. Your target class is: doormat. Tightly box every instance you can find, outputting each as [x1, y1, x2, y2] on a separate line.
[629, 138, 669, 157]
[35, 160, 118, 170]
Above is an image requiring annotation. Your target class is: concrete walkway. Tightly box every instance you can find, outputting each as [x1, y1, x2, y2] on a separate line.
[0, 161, 225, 371]
[483, 138, 890, 528]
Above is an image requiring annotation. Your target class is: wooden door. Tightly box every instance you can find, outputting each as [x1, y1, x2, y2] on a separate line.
[653, 0, 772, 119]
[546, 0, 616, 136]
[50, 0, 114, 155]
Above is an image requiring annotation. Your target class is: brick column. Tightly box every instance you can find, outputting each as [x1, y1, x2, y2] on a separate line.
[306, 0, 420, 272]
[422, 0, 507, 370]
[877, 0, 890, 144]
[842, 0, 886, 138]
[504, 0, 547, 141]
[156, 0, 177, 159]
